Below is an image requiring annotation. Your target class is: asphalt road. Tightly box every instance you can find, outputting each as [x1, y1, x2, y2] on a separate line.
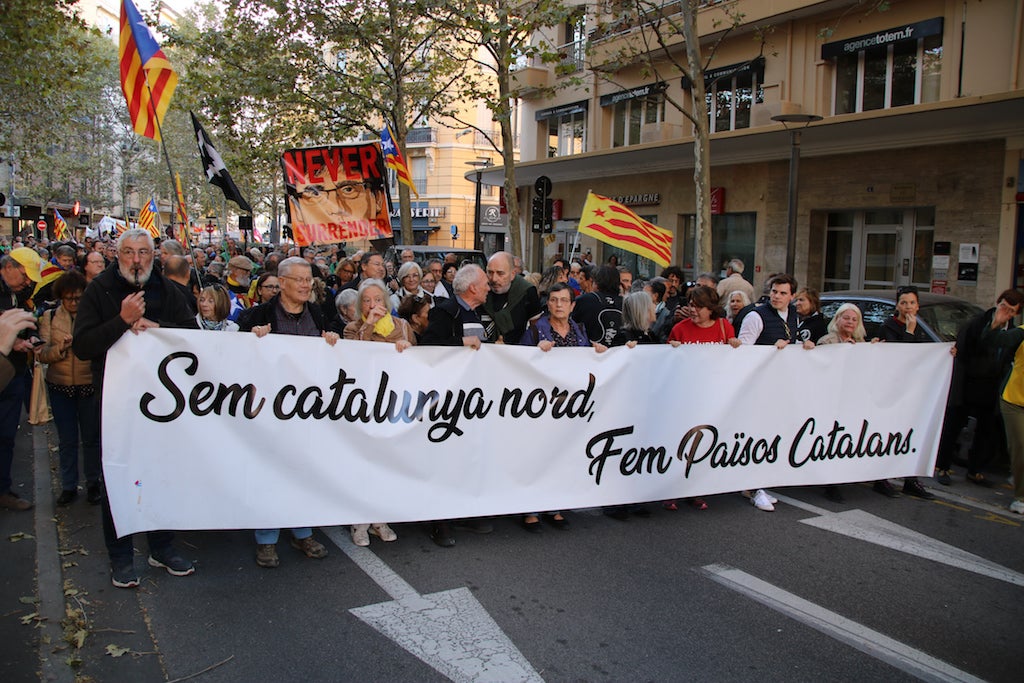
[3, 421, 1023, 682]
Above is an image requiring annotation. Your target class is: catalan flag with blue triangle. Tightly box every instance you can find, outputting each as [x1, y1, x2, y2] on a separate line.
[119, 0, 177, 140]
[381, 124, 418, 198]
[53, 209, 70, 241]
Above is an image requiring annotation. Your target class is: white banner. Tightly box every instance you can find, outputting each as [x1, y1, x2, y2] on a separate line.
[102, 330, 953, 536]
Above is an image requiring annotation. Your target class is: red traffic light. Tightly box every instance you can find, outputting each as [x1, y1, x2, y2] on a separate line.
[72, 200, 80, 215]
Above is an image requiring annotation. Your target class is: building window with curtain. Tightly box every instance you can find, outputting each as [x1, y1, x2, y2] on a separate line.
[706, 71, 763, 133]
[611, 92, 664, 147]
[824, 17, 943, 115]
[536, 100, 589, 158]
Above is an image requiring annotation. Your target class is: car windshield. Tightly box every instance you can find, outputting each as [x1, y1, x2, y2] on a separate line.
[918, 301, 984, 342]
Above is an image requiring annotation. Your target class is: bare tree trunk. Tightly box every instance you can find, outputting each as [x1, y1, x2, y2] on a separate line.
[683, 3, 712, 274]
[497, 32, 521, 261]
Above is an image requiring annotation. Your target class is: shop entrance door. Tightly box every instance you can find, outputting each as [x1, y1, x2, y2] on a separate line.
[823, 210, 920, 290]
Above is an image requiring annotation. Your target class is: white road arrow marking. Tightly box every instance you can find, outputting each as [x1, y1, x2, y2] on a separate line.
[701, 563, 987, 683]
[772, 491, 1024, 587]
[322, 527, 543, 683]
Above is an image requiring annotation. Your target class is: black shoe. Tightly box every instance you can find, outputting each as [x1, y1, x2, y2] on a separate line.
[453, 518, 493, 534]
[873, 480, 900, 498]
[903, 479, 936, 500]
[631, 505, 652, 518]
[148, 549, 195, 577]
[111, 563, 139, 589]
[430, 523, 455, 548]
[935, 469, 953, 486]
[86, 482, 103, 505]
[56, 489, 77, 506]
[823, 485, 845, 504]
[544, 514, 570, 530]
[521, 518, 544, 534]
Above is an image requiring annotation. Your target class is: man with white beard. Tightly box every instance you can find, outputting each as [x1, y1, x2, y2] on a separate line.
[73, 229, 199, 589]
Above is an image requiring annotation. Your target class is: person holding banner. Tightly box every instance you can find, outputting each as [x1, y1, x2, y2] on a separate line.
[518, 282, 606, 532]
[237, 256, 338, 567]
[572, 265, 623, 347]
[72, 229, 199, 587]
[872, 285, 938, 500]
[419, 264, 492, 547]
[481, 252, 542, 345]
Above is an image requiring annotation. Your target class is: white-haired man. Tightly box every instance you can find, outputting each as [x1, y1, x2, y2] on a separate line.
[73, 229, 199, 588]
[716, 258, 755, 304]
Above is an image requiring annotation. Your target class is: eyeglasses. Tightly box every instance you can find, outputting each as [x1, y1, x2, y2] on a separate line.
[261, 284, 281, 291]
[280, 275, 313, 285]
[300, 181, 371, 200]
[61, 294, 82, 302]
[119, 248, 152, 258]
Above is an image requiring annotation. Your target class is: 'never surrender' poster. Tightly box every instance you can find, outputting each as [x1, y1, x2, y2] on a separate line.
[281, 142, 393, 246]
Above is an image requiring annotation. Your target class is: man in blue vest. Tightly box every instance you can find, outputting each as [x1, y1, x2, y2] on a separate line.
[734, 273, 801, 348]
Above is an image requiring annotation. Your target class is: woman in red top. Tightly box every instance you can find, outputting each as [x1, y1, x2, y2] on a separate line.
[664, 285, 735, 511]
[668, 285, 735, 346]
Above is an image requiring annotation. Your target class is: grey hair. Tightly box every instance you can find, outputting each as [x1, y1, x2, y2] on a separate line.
[728, 258, 745, 274]
[335, 288, 358, 312]
[277, 256, 311, 278]
[728, 290, 751, 307]
[160, 239, 185, 255]
[621, 290, 654, 332]
[826, 302, 867, 342]
[452, 264, 484, 296]
[116, 228, 154, 250]
[357, 278, 390, 309]
[397, 261, 422, 282]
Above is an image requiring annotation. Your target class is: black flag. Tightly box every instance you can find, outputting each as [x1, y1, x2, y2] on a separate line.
[190, 111, 252, 213]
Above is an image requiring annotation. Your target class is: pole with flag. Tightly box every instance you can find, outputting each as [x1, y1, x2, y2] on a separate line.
[577, 191, 673, 268]
[174, 173, 190, 244]
[381, 124, 418, 198]
[191, 112, 251, 213]
[53, 209, 70, 241]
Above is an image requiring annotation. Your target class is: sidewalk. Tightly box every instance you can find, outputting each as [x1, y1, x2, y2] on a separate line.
[1, 420, 164, 683]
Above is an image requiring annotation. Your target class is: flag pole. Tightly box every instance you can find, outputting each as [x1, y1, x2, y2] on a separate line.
[144, 78, 179, 241]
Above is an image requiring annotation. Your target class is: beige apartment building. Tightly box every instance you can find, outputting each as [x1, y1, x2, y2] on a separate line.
[490, 0, 1024, 306]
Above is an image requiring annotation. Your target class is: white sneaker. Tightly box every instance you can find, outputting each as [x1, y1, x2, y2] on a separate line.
[350, 524, 371, 546]
[370, 523, 397, 542]
[765, 491, 778, 504]
[752, 489, 775, 511]
[1009, 500, 1024, 515]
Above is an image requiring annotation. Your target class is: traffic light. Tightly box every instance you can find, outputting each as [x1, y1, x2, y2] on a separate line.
[531, 196, 545, 233]
[72, 200, 80, 216]
[543, 199, 553, 233]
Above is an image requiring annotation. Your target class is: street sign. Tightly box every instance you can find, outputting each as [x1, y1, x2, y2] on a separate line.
[534, 176, 552, 196]
[36, 219, 47, 231]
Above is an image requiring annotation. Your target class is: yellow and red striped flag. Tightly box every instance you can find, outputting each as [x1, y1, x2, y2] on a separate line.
[577, 191, 673, 267]
[119, 0, 177, 141]
[53, 209, 70, 241]
[381, 124, 418, 198]
[174, 173, 190, 243]
[138, 198, 160, 238]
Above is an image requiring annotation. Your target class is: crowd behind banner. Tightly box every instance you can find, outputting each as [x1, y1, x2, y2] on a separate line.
[1, 229, 1022, 591]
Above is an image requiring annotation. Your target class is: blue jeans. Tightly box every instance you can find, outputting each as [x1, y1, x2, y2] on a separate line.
[0, 368, 28, 494]
[254, 528, 313, 544]
[48, 387, 101, 491]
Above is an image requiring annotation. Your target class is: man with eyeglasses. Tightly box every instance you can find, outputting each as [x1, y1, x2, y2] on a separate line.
[340, 251, 386, 293]
[0, 247, 44, 511]
[73, 229, 200, 588]
[238, 256, 339, 568]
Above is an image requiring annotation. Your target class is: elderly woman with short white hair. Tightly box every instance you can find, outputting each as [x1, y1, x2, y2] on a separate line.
[390, 261, 425, 311]
[342, 278, 415, 546]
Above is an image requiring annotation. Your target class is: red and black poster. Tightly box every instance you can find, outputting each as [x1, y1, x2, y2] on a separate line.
[281, 142, 393, 246]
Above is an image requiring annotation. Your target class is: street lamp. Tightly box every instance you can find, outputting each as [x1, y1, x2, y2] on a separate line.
[771, 113, 823, 276]
[466, 158, 493, 252]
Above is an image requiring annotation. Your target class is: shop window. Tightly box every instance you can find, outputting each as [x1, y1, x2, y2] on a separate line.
[680, 213, 757, 283]
[832, 34, 941, 114]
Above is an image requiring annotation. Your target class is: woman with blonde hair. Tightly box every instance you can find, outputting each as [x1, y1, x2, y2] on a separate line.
[196, 285, 239, 332]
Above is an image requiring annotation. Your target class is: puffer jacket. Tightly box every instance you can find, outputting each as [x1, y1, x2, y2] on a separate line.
[37, 306, 92, 387]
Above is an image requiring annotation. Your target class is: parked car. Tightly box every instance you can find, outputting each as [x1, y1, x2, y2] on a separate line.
[819, 290, 984, 342]
[382, 245, 486, 271]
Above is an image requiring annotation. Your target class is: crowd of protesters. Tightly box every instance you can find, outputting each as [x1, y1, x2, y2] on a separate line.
[1, 230, 1022, 588]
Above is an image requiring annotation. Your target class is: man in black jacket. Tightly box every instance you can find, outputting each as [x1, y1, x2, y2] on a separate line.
[73, 229, 199, 589]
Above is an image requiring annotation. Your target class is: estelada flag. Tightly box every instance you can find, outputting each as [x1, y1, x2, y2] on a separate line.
[578, 191, 673, 267]
[381, 125, 418, 198]
[119, 0, 177, 141]
[138, 198, 160, 239]
[53, 209, 70, 241]
[281, 142, 393, 247]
